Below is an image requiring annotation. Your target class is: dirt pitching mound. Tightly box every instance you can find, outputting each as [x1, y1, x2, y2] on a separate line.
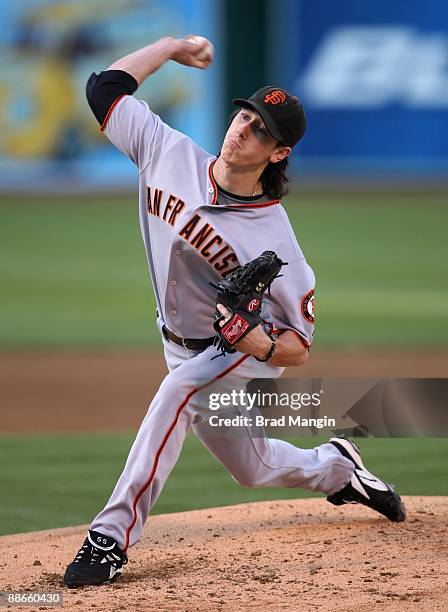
[1, 497, 447, 611]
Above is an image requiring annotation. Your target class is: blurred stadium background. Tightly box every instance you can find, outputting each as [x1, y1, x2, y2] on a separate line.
[1, 0, 447, 535]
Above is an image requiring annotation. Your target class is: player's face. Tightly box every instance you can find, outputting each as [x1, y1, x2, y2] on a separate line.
[221, 109, 290, 169]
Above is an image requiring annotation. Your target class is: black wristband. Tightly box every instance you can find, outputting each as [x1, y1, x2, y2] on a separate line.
[255, 338, 277, 362]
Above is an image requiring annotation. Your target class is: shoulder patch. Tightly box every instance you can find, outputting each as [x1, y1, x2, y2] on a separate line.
[301, 289, 315, 324]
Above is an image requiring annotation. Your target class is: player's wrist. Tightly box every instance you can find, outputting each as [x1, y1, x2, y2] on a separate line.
[254, 337, 277, 362]
[169, 37, 197, 62]
[253, 335, 274, 361]
[161, 37, 179, 61]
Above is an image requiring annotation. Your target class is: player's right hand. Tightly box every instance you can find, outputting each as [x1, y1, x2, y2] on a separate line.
[170, 37, 213, 69]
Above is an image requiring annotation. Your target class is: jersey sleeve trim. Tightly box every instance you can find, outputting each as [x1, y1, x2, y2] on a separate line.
[86, 70, 138, 126]
[100, 93, 128, 131]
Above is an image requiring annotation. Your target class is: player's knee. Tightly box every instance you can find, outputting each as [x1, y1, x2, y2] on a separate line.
[152, 372, 195, 412]
[233, 470, 263, 488]
[234, 475, 257, 488]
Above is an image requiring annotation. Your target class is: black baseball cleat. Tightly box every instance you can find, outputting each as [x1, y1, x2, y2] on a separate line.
[63, 529, 128, 587]
[326, 437, 406, 522]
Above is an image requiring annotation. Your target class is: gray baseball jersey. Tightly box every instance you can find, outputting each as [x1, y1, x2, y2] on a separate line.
[102, 95, 315, 345]
[90, 93, 353, 552]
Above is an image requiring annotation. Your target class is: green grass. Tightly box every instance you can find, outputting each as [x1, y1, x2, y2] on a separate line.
[0, 433, 446, 536]
[291, 192, 448, 347]
[0, 192, 447, 348]
[0, 199, 159, 348]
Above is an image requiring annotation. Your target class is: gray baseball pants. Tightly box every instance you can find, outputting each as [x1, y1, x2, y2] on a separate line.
[91, 329, 354, 551]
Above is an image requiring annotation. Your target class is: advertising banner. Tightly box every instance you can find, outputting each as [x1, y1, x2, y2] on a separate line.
[271, 0, 448, 177]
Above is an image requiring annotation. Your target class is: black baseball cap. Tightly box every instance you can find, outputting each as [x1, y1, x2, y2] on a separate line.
[233, 86, 306, 147]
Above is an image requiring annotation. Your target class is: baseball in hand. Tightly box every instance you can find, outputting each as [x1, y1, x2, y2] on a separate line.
[188, 35, 214, 61]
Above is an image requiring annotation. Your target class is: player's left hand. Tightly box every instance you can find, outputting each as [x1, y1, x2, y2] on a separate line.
[217, 304, 272, 359]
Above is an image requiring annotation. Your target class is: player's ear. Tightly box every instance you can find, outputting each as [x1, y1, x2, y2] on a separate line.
[269, 145, 291, 164]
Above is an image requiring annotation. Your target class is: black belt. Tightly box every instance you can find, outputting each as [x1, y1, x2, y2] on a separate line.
[162, 325, 215, 351]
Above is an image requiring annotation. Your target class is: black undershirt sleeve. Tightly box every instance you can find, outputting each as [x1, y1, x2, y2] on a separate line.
[86, 70, 139, 126]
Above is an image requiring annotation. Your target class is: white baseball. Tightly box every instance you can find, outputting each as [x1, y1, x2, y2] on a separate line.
[188, 35, 214, 61]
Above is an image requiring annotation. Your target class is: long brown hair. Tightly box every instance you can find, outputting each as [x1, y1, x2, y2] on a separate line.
[227, 109, 290, 199]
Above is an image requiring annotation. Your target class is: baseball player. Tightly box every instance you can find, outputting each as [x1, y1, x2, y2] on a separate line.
[64, 35, 406, 588]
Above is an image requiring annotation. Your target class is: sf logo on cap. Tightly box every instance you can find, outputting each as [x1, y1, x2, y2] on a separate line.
[264, 90, 286, 105]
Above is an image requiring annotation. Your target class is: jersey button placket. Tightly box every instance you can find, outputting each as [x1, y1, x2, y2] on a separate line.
[207, 185, 216, 206]
[170, 246, 180, 325]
